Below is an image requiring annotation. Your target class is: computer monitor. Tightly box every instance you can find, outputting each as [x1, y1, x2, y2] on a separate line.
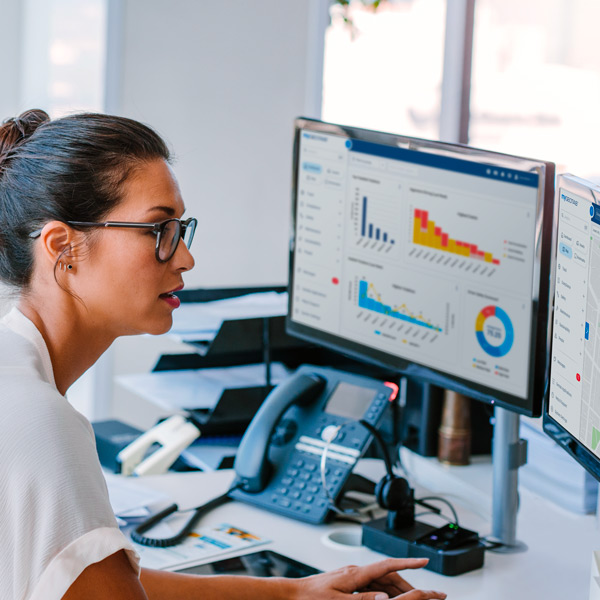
[286, 118, 555, 417]
[544, 174, 600, 480]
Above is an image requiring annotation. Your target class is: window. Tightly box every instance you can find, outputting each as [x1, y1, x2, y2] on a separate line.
[322, 0, 447, 140]
[470, 0, 600, 178]
[21, 0, 107, 118]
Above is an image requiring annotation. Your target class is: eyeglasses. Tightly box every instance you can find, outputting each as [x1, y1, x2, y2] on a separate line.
[29, 217, 197, 263]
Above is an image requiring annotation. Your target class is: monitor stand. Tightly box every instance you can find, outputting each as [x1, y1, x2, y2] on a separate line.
[489, 406, 528, 553]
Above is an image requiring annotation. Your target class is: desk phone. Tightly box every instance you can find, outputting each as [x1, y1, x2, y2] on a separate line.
[230, 365, 395, 524]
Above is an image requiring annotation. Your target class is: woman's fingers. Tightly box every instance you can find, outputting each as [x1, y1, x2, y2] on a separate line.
[346, 558, 429, 590]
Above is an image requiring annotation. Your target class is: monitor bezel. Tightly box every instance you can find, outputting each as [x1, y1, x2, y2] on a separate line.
[543, 173, 600, 481]
[286, 118, 555, 417]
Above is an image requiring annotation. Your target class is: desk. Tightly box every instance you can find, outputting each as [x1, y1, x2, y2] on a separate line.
[133, 462, 599, 599]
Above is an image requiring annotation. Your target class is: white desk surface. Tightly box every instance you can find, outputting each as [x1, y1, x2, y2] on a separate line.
[134, 462, 599, 600]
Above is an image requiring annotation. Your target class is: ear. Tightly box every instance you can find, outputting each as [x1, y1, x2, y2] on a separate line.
[37, 220, 82, 269]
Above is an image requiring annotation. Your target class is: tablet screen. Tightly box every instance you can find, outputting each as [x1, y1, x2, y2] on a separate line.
[174, 550, 320, 578]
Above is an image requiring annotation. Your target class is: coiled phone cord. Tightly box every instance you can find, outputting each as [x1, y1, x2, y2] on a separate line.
[131, 485, 240, 548]
[319, 421, 380, 519]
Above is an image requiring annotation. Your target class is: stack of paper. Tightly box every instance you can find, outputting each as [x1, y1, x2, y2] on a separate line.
[104, 472, 170, 525]
[103, 472, 269, 570]
[169, 291, 288, 343]
[133, 522, 270, 571]
[117, 362, 290, 412]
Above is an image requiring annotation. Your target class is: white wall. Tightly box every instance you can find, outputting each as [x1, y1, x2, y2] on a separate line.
[0, 0, 23, 316]
[0, 0, 23, 121]
[107, 0, 328, 289]
[102, 0, 329, 425]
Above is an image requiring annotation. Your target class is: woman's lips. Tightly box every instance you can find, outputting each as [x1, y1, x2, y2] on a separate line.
[159, 291, 181, 308]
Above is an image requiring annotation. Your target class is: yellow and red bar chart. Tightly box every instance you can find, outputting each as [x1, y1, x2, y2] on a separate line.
[412, 208, 500, 265]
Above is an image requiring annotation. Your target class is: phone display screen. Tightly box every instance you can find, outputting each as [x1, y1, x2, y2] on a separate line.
[174, 550, 320, 578]
[324, 381, 377, 419]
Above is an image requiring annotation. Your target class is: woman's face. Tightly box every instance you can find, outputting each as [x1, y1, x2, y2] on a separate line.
[71, 159, 195, 337]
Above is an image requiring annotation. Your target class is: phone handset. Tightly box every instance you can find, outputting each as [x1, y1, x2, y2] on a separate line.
[233, 371, 326, 493]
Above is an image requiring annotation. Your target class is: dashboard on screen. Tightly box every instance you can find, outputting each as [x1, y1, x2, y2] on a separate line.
[544, 174, 600, 479]
[287, 119, 554, 416]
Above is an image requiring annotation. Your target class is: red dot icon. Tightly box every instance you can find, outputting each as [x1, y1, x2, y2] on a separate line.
[576, 373, 581, 382]
[332, 277, 339, 285]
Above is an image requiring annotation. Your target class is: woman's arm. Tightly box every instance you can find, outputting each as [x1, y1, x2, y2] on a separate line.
[141, 568, 296, 600]
[62, 552, 446, 600]
[62, 551, 148, 599]
[140, 557, 447, 600]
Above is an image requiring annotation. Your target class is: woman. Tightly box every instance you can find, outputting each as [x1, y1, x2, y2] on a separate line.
[0, 109, 447, 600]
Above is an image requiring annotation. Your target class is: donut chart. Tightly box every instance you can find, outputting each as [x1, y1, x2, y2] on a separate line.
[475, 305, 514, 357]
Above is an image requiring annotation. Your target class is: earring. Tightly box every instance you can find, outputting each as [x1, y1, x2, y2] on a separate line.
[59, 262, 73, 271]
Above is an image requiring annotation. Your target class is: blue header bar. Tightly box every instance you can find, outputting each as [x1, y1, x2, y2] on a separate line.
[348, 139, 540, 189]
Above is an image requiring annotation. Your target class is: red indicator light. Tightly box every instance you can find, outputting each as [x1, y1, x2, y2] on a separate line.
[384, 381, 399, 401]
[576, 373, 581, 382]
[332, 277, 339, 285]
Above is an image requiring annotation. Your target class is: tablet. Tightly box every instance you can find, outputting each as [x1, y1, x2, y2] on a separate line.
[174, 550, 321, 578]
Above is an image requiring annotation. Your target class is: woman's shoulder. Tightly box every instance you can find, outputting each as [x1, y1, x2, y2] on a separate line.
[0, 370, 92, 461]
[0, 318, 45, 374]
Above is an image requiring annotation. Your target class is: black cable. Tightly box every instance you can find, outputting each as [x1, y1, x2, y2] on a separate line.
[416, 495, 459, 526]
[360, 418, 462, 528]
[391, 378, 408, 477]
[414, 511, 454, 523]
[131, 486, 239, 548]
[359, 419, 394, 477]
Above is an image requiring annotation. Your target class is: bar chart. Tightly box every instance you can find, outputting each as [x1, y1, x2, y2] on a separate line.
[358, 280, 442, 332]
[360, 196, 396, 245]
[412, 208, 500, 265]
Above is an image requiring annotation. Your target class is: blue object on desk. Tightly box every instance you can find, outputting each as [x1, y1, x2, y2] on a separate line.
[93, 420, 143, 472]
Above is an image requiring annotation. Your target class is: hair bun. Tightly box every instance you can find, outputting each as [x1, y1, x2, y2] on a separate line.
[0, 109, 50, 169]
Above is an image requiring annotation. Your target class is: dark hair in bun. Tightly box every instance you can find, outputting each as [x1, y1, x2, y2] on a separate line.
[0, 109, 170, 290]
[0, 109, 49, 170]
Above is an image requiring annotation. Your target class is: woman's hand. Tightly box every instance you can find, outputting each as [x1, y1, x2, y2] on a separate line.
[293, 558, 446, 600]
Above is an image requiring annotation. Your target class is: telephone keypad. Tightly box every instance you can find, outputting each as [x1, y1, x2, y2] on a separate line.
[231, 367, 394, 524]
[264, 451, 352, 521]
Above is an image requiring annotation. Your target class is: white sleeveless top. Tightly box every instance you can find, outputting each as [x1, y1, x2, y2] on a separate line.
[0, 308, 140, 600]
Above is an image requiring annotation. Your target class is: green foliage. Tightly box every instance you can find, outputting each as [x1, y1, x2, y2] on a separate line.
[334, 0, 387, 32]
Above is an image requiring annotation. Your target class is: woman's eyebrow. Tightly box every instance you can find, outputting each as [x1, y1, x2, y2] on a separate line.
[145, 206, 187, 217]
[145, 205, 176, 216]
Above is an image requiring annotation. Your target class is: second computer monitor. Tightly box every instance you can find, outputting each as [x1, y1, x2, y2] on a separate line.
[544, 174, 600, 479]
[287, 119, 554, 416]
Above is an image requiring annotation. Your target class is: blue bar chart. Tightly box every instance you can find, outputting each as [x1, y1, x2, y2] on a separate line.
[361, 196, 395, 245]
[358, 280, 442, 331]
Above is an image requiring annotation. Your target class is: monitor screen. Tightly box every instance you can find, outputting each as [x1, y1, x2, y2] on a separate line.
[544, 174, 600, 479]
[286, 118, 554, 416]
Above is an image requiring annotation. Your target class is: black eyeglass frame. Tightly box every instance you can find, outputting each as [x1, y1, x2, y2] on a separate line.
[29, 217, 197, 263]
